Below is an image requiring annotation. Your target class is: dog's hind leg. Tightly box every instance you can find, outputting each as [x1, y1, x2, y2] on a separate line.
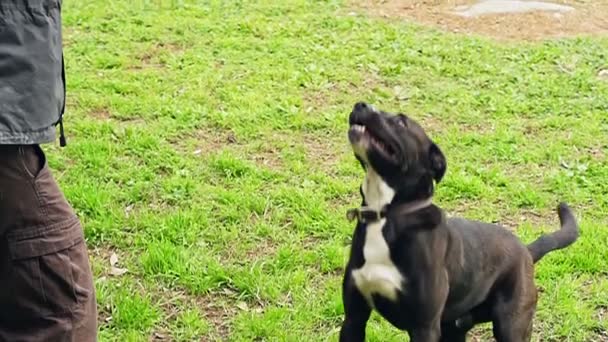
[491, 267, 537, 342]
[492, 310, 535, 342]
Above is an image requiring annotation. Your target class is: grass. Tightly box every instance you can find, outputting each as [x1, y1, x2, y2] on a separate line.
[51, 0, 608, 340]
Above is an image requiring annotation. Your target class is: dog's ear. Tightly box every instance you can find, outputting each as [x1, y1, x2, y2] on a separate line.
[429, 143, 446, 183]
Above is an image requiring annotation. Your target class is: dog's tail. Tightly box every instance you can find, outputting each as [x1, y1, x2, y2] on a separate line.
[527, 202, 579, 263]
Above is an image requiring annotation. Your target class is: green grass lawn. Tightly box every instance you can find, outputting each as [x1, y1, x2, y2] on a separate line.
[53, 1, 608, 341]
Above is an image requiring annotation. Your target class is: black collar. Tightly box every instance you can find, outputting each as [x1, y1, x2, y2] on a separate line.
[346, 206, 388, 223]
[346, 198, 433, 223]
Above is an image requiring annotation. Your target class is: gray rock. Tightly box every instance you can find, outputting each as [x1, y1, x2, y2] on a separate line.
[453, 0, 575, 17]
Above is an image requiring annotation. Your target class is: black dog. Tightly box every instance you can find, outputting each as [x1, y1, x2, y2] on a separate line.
[339, 102, 579, 342]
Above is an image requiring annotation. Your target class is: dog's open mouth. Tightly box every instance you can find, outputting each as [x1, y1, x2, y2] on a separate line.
[349, 124, 397, 160]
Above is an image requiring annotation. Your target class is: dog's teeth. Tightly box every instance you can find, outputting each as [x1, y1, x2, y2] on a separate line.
[352, 125, 365, 133]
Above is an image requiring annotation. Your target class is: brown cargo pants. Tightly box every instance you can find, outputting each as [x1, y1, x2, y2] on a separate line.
[0, 145, 97, 342]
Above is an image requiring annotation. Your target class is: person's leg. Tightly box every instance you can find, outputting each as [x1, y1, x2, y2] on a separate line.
[0, 145, 97, 342]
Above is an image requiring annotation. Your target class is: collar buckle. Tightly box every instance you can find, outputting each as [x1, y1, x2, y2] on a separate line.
[346, 206, 385, 223]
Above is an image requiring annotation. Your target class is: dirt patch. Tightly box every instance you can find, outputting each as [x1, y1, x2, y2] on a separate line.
[246, 135, 286, 169]
[259, 131, 348, 172]
[196, 289, 267, 339]
[131, 42, 184, 70]
[350, 0, 608, 41]
[171, 127, 238, 154]
[223, 233, 278, 262]
[89, 107, 111, 121]
[301, 71, 386, 112]
[199, 295, 234, 339]
[244, 239, 278, 260]
[502, 207, 558, 230]
[147, 287, 239, 341]
[301, 132, 348, 173]
[171, 127, 289, 170]
[189, 129, 343, 172]
[586, 145, 606, 161]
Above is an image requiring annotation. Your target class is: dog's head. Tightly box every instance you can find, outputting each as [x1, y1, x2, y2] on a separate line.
[348, 102, 446, 200]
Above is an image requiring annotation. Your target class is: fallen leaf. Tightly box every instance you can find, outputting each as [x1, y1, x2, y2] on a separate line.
[110, 252, 119, 267]
[124, 205, 134, 217]
[193, 149, 202, 155]
[110, 266, 128, 276]
[393, 85, 409, 101]
[227, 132, 237, 144]
[222, 288, 236, 296]
[236, 302, 249, 311]
[153, 332, 167, 340]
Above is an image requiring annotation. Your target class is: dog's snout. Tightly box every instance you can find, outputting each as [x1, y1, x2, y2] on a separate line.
[354, 102, 369, 112]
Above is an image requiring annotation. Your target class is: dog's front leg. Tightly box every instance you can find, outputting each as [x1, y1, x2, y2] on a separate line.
[339, 293, 370, 342]
[339, 311, 370, 342]
[339, 276, 371, 342]
[409, 268, 449, 342]
[409, 321, 442, 342]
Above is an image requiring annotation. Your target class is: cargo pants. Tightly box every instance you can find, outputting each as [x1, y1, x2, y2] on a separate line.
[0, 145, 97, 341]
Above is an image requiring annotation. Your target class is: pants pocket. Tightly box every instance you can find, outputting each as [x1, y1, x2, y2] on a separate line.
[18, 144, 47, 180]
[4, 219, 94, 318]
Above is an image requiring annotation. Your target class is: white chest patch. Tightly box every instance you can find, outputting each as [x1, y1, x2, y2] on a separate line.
[351, 169, 405, 306]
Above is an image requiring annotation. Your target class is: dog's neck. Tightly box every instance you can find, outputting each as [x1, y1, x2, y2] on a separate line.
[361, 168, 433, 213]
[362, 168, 396, 211]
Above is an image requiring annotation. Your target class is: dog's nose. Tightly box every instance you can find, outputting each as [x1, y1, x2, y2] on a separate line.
[354, 102, 368, 112]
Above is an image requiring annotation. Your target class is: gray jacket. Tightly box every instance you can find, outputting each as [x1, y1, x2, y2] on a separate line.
[0, 0, 67, 146]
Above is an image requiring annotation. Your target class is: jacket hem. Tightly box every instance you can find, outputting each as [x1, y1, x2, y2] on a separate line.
[0, 126, 56, 145]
